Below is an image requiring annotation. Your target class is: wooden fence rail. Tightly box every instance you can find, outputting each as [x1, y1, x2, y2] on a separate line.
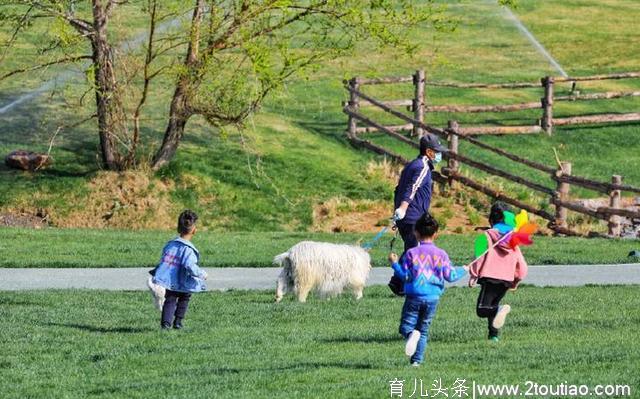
[345, 69, 640, 136]
[343, 76, 640, 237]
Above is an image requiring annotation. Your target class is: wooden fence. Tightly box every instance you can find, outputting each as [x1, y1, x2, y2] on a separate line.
[344, 70, 640, 136]
[342, 79, 640, 237]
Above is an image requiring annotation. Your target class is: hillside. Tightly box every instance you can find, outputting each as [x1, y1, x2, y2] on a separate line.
[1, 0, 639, 232]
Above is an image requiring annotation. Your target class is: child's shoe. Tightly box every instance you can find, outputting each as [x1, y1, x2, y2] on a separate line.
[411, 362, 421, 367]
[405, 330, 421, 356]
[489, 335, 500, 343]
[492, 304, 511, 329]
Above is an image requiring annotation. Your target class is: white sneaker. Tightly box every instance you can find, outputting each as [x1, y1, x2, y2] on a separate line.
[492, 305, 511, 330]
[405, 330, 421, 356]
[411, 362, 421, 367]
[147, 277, 166, 311]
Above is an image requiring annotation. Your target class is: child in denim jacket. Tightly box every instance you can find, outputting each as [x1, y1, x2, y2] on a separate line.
[152, 210, 207, 329]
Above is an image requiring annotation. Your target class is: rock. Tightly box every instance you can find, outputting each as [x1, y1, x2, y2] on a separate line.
[5, 150, 52, 171]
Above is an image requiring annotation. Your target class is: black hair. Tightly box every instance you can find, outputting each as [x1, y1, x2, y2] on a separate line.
[414, 212, 439, 238]
[177, 209, 198, 235]
[488, 201, 512, 226]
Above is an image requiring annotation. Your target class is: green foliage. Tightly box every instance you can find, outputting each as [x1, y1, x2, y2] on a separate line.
[1, 286, 638, 397]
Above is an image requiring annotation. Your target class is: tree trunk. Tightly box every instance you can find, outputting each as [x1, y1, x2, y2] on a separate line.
[151, 0, 205, 170]
[91, 0, 125, 170]
[151, 84, 191, 170]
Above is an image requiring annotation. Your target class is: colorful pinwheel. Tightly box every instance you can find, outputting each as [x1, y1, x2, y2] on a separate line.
[473, 210, 538, 259]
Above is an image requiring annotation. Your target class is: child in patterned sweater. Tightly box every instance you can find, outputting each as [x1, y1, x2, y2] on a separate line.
[389, 212, 468, 366]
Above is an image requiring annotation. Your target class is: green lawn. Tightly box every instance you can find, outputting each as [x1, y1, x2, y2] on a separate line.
[1, 1, 639, 232]
[0, 227, 638, 268]
[1, 286, 638, 398]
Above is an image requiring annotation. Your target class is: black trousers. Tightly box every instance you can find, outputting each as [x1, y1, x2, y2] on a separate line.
[161, 290, 192, 328]
[388, 221, 418, 296]
[476, 279, 510, 338]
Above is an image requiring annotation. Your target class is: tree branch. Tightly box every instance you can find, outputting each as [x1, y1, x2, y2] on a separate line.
[0, 55, 92, 81]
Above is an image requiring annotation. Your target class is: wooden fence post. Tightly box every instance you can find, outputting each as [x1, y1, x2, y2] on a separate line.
[347, 77, 361, 139]
[447, 120, 459, 190]
[541, 76, 554, 135]
[608, 175, 623, 236]
[413, 69, 425, 137]
[554, 162, 572, 231]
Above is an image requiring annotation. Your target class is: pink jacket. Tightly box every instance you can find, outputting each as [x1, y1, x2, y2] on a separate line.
[469, 229, 528, 289]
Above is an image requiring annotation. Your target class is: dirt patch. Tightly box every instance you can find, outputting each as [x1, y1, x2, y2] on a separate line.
[312, 195, 490, 234]
[313, 198, 391, 233]
[52, 171, 177, 230]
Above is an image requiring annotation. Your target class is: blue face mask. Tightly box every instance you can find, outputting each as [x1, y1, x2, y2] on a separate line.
[432, 152, 442, 164]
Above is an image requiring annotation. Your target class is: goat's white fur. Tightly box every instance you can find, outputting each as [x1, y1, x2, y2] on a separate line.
[147, 276, 166, 311]
[273, 241, 371, 303]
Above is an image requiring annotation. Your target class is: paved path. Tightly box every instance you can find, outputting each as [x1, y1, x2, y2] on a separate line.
[0, 264, 638, 291]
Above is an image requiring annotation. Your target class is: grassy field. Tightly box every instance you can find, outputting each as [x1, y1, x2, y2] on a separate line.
[1, 286, 638, 398]
[1, 1, 639, 232]
[0, 227, 638, 267]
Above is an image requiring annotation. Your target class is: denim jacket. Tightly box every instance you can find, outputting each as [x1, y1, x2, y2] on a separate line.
[152, 237, 206, 293]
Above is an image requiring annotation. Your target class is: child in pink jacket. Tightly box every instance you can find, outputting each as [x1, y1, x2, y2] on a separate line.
[469, 202, 528, 341]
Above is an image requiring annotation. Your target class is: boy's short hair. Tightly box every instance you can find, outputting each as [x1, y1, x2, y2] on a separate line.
[178, 210, 198, 235]
[415, 212, 439, 238]
[489, 201, 512, 226]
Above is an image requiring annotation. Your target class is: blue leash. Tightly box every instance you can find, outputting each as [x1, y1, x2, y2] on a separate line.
[362, 217, 398, 250]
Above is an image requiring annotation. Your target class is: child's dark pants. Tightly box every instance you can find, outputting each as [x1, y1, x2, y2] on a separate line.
[161, 290, 192, 328]
[476, 278, 510, 338]
[388, 221, 419, 296]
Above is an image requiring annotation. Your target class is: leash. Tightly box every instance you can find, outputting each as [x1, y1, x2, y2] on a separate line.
[362, 216, 398, 251]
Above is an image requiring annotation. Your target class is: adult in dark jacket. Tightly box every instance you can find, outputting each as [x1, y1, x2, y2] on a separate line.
[389, 133, 447, 295]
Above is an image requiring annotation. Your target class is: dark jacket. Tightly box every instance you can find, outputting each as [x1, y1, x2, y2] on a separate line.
[394, 155, 433, 224]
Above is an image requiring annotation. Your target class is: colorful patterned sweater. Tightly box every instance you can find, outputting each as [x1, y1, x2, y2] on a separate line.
[391, 241, 467, 299]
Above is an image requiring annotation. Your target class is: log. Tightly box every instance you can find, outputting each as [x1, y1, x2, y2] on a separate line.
[352, 99, 413, 108]
[448, 152, 555, 195]
[598, 206, 640, 220]
[555, 174, 640, 195]
[447, 121, 459, 189]
[354, 124, 413, 134]
[347, 135, 407, 164]
[457, 125, 542, 136]
[346, 78, 361, 138]
[344, 107, 418, 148]
[555, 91, 640, 102]
[441, 169, 555, 221]
[552, 113, 640, 126]
[345, 76, 413, 85]
[541, 76, 554, 135]
[413, 70, 425, 137]
[554, 71, 640, 83]
[554, 162, 572, 230]
[550, 197, 609, 221]
[425, 102, 541, 113]
[608, 175, 622, 236]
[424, 81, 540, 89]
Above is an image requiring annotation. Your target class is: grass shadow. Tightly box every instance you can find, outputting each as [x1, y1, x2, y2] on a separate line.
[46, 322, 153, 334]
[319, 335, 400, 344]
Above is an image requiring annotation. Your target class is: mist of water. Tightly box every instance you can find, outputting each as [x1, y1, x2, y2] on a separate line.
[498, 3, 569, 77]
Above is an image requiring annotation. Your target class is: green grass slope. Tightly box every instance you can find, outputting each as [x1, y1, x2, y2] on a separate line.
[0, 0, 639, 231]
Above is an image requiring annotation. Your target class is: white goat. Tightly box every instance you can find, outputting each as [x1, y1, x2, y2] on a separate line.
[273, 241, 372, 302]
